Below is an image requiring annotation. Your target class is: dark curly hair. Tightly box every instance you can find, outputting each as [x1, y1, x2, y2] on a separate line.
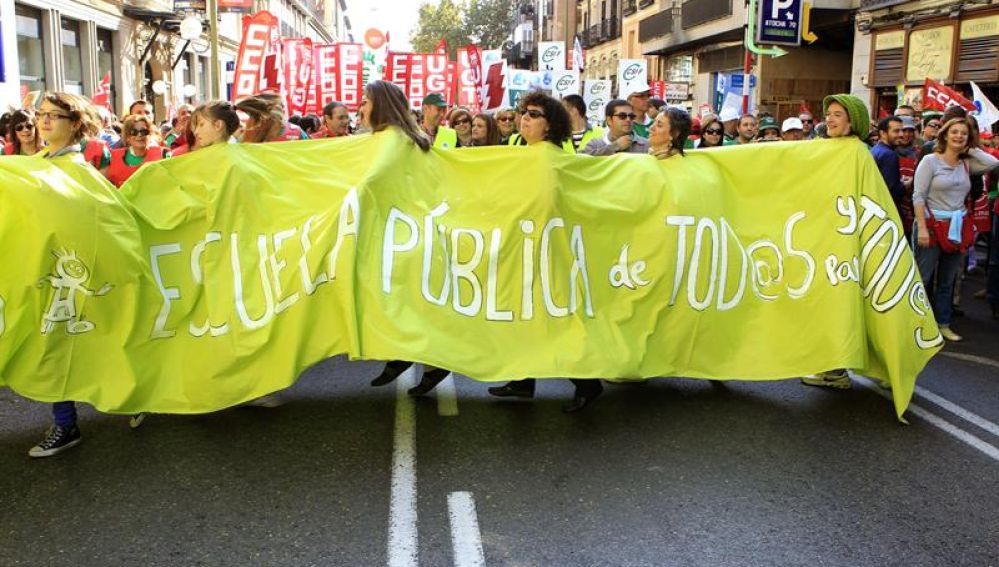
[519, 91, 571, 147]
[664, 107, 692, 156]
[7, 109, 37, 155]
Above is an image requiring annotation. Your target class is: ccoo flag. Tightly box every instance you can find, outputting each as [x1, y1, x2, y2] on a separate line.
[970, 81, 999, 132]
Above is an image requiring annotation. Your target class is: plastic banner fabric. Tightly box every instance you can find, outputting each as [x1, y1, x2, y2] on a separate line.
[0, 134, 940, 419]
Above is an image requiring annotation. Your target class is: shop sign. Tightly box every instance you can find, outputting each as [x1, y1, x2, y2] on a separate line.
[906, 26, 954, 83]
[859, 0, 908, 11]
[874, 31, 904, 51]
[960, 16, 999, 40]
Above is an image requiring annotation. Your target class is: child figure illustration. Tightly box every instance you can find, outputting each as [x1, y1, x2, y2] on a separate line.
[38, 249, 113, 335]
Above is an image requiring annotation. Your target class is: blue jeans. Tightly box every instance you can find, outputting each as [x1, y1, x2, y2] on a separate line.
[913, 240, 964, 326]
[988, 212, 999, 308]
[52, 401, 77, 428]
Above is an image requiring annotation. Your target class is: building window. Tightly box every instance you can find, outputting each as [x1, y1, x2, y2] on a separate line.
[15, 5, 45, 94]
[61, 18, 83, 95]
[97, 28, 115, 108]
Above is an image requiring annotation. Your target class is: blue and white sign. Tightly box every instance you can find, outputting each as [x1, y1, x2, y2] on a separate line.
[756, 0, 803, 47]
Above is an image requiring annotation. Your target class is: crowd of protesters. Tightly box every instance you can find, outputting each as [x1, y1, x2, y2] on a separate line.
[2, 79, 998, 457]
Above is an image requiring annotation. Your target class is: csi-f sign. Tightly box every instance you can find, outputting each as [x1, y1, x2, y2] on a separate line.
[756, 0, 803, 47]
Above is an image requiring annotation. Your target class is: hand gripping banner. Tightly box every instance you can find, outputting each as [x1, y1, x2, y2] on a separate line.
[0, 134, 941, 418]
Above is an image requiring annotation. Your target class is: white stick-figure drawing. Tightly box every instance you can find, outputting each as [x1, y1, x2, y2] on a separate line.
[38, 249, 113, 335]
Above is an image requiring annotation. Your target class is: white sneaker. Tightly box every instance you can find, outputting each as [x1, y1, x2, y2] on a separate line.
[801, 369, 852, 390]
[129, 413, 147, 429]
[939, 326, 963, 342]
[241, 393, 285, 408]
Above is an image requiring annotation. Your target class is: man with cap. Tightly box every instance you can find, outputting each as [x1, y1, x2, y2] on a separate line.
[781, 117, 805, 141]
[420, 93, 457, 149]
[736, 113, 758, 144]
[625, 81, 653, 139]
[757, 116, 781, 141]
[801, 93, 871, 391]
[719, 107, 740, 141]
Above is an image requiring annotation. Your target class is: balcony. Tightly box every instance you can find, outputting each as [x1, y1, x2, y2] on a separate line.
[639, 0, 656, 8]
[639, 10, 673, 43]
[624, 0, 637, 16]
[601, 16, 621, 41]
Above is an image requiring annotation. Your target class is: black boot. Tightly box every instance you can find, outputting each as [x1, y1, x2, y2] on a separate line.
[371, 360, 414, 387]
[487, 379, 535, 399]
[407, 368, 450, 397]
[562, 379, 603, 413]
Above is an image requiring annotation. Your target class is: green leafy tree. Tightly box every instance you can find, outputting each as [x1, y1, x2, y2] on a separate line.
[410, 0, 469, 58]
[463, 0, 514, 50]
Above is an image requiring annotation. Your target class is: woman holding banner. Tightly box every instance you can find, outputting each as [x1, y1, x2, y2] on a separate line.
[912, 117, 999, 342]
[448, 108, 474, 147]
[485, 92, 606, 412]
[235, 93, 309, 143]
[28, 92, 105, 457]
[470, 113, 501, 147]
[362, 80, 452, 396]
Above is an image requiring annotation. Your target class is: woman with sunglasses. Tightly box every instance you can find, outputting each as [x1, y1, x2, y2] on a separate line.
[448, 108, 474, 147]
[692, 114, 732, 149]
[3, 109, 43, 156]
[103, 114, 169, 188]
[486, 92, 604, 412]
[470, 113, 501, 146]
[495, 108, 518, 145]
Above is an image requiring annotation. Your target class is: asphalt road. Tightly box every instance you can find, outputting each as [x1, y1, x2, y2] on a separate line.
[1, 279, 997, 567]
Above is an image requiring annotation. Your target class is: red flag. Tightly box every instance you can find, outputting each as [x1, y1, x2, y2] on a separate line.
[313, 44, 339, 112]
[92, 72, 111, 108]
[336, 43, 364, 112]
[385, 52, 411, 92]
[650, 80, 666, 100]
[282, 38, 314, 116]
[923, 78, 976, 112]
[232, 11, 280, 100]
[456, 46, 482, 112]
[435, 38, 447, 55]
[407, 53, 449, 110]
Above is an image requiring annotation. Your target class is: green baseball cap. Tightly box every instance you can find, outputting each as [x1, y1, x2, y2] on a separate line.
[422, 93, 448, 107]
[758, 116, 779, 132]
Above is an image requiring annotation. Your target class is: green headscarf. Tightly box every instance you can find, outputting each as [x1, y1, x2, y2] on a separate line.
[822, 94, 870, 140]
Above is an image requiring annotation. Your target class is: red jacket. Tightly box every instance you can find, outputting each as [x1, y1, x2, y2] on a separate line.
[106, 146, 166, 188]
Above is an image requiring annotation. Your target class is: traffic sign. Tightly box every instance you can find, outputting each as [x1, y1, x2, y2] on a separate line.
[756, 0, 803, 47]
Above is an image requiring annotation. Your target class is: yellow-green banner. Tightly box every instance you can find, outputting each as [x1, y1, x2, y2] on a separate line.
[0, 131, 941, 418]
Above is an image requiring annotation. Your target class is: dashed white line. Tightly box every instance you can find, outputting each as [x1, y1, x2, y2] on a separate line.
[388, 368, 418, 567]
[937, 351, 999, 370]
[436, 373, 459, 417]
[448, 491, 486, 567]
[856, 378, 999, 463]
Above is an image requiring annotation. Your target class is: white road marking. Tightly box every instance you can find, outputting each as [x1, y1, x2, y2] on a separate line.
[937, 351, 999, 370]
[915, 385, 999, 438]
[389, 368, 418, 567]
[436, 373, 459, 416]
[448, 491, 486, 567]
[856, 378, 999, 463]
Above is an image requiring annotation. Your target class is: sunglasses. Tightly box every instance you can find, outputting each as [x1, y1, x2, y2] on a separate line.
[801, 119, 814, 124]
[497, 116, 514, 122]
[612, 112, 637, 120]
[522, 109, 546, 119]
[704, 128, 723, 135]
[14, 123, 35, 132]
[926, 122, 941, 128]
[130, 128, 151, 137]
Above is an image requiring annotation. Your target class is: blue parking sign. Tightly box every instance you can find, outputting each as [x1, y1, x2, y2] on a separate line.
[756, 0, 803, 47]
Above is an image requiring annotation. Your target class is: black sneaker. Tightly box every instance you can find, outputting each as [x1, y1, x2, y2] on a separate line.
[28, 425, 82, 458]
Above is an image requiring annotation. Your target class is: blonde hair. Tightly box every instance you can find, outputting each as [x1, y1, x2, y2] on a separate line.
[235, 93, 285, 143]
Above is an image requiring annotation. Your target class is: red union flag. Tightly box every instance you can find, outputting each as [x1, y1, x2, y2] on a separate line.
[408, 54, 449, 110]
[283, 38, 314, 115]
[455, 46, 482, 112]
[232, 11, 279, 100]
[385, 52, 411, 91]
[314, 44, 339, 111]
[336, 43, 364, 112]
[92, 72, 111, 108]
[923, 78, 975, 112]
[650, 80, 666, 100]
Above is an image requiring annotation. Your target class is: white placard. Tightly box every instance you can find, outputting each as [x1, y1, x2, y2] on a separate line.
[552, 70, 580, 98]
[617, 59, 648, 98]
[583, 79, 611, 125]
[538, 41, 566, 71]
